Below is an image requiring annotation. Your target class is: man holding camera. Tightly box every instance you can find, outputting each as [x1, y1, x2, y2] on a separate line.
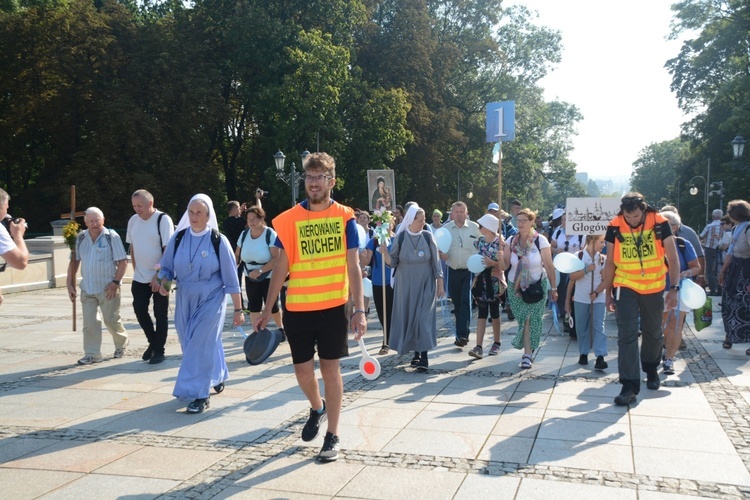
[0, 188, 29, 306]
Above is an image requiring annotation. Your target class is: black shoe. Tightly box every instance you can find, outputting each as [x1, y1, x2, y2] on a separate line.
[646, 370, 660, 390]
[569, 332, 577, 340]
[279, 327, 286, 343]
[416, 356, 429, 372]
[186, 398, 209, 413]
[454, 337, 468, 347]
[614, 388, 636, 406]
[213, 383, 225, 394]
[410, 352, 420, 366]
[149, 352, 165, 365]
[594, 356, 608, 370]
[578, 354, 588, 365]
[142, 345, 154, 361]
[301, 400, 326, 442]
[317, 431, 340, 462]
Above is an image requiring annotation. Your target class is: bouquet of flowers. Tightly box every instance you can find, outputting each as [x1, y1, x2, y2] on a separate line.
[371, 208, 393, 245]
[154, 264, 172, 292]
[62, 220, 80, 252]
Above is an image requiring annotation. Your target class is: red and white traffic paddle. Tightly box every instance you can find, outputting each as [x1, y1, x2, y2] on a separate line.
[357, 337, 381, 380]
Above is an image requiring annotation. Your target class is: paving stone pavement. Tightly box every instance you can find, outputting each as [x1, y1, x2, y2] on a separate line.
[1, 287, 750, 499]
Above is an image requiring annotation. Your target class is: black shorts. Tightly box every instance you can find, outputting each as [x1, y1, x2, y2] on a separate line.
[244, 277, 279, 314]
[283, 304, 349, 364]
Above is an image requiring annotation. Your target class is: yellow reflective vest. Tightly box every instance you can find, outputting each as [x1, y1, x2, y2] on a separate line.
[273, 202, 354, 311]
[609, 211, 668, 294]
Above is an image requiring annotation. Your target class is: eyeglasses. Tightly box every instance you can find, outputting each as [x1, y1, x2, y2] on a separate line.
[304, 174, 332, 183]
[516, 218, 530, 223]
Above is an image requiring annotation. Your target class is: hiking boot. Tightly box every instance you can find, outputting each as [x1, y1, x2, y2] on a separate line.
[594, 356, 608, 370]
[488, 342, 501, 356]
[578, 354, 588, 365]
[77, 355, 103, 365]
[663, 358, 675, 375]
[469, 345, 483, 359]
[646, 370, 661, 390]
[301, 400, 326, 442]
[614, 387, 636, 406]
[317, 432, 340, 462]
[186, 398, 209, 413]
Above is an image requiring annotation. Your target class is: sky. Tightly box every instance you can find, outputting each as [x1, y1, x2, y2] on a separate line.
[514, 0, 688, 182]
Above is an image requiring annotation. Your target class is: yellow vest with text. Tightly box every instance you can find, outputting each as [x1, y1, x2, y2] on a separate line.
[610, 211, 668, 294]
[273, 202, 354, 311]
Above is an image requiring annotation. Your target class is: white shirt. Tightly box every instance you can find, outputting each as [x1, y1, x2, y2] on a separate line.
[552, 227, 582, 254]
[508, 234, 551, 283]
[572, 251, 606, 304]
[0, 224, 15, 255]
[127, 211, 175, 283]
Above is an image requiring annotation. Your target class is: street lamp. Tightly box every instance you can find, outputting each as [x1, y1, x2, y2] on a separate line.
[689, 175, 724, 225]
[456, 173, 473, 200]
[732, 135, 746, 159]
[275, 149, 310, 207]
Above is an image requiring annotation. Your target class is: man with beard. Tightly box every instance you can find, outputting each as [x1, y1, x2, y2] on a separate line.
[603, 193, 680, 406]
[255, 152, 366, 462]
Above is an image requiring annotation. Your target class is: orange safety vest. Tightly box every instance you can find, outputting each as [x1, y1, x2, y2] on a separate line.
[610, 211, 668, 294]
[272, 202, 354, 311]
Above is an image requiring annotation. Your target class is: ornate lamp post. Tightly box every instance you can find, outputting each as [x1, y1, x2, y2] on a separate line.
[456, 172, 474, 200]
[275, 150, 310, 207]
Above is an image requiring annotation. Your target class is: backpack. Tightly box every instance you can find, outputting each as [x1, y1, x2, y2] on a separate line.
[173, 228, 222, 270]
[238, 226, 271, 249]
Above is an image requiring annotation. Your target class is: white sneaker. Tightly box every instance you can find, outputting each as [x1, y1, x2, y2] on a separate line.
[114, 340, 129, 359]
[663, 358, 675, 375]
[77, 355, 103, 365]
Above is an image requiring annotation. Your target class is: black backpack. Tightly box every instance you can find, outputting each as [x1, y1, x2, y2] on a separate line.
[173, 228, 222, 270]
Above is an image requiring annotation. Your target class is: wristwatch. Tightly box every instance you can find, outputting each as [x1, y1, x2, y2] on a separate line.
[112, 279, 121, 285]
[669, 285, 680, 291]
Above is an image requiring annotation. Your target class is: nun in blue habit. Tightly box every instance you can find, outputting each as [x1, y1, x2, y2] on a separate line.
[158, 194, 244, 413]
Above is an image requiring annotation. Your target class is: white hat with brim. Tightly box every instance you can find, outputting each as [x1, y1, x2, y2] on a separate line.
[476, 214, 500, 235]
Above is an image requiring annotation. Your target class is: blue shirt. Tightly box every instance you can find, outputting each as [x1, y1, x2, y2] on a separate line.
[365, 238, 392, 286]
[665, 237, 697, 291]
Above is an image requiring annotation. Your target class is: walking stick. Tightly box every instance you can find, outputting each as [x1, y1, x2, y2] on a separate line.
[589, 266, 594, 350]
[71, 185, 76, 332]
[381, 253, 388, 348]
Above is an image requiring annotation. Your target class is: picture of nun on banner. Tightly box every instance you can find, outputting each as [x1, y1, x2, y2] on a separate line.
[368, 170, 397, 212]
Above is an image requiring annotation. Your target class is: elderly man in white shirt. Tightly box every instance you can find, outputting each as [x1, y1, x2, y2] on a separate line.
[66, 207, 129, 365]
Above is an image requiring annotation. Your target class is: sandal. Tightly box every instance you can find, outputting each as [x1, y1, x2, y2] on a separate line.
[520, 354, 532, 370]
[378, 345, 389, 355]
[723, 339, 732, 349]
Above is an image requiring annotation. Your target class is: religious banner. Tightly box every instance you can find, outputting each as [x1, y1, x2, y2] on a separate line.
[367, 170, 396, 212]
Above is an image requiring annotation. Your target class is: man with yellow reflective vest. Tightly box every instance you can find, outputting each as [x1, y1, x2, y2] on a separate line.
[603, 193, 680, 406]
[255, 152, 366, 462]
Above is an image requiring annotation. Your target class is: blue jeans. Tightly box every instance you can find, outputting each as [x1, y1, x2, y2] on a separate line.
[574, 301, 607, 356]
[448, 268, 472, 339]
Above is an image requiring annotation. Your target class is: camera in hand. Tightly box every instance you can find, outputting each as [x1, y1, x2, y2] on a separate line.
[1, 214, 22, 233]
[256, 188, 269, 199]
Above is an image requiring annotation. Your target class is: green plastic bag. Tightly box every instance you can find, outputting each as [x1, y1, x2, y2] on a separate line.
[694, 297, 713, 332]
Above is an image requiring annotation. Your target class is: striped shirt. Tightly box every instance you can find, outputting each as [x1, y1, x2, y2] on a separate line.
[75, 228, 127, 295]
